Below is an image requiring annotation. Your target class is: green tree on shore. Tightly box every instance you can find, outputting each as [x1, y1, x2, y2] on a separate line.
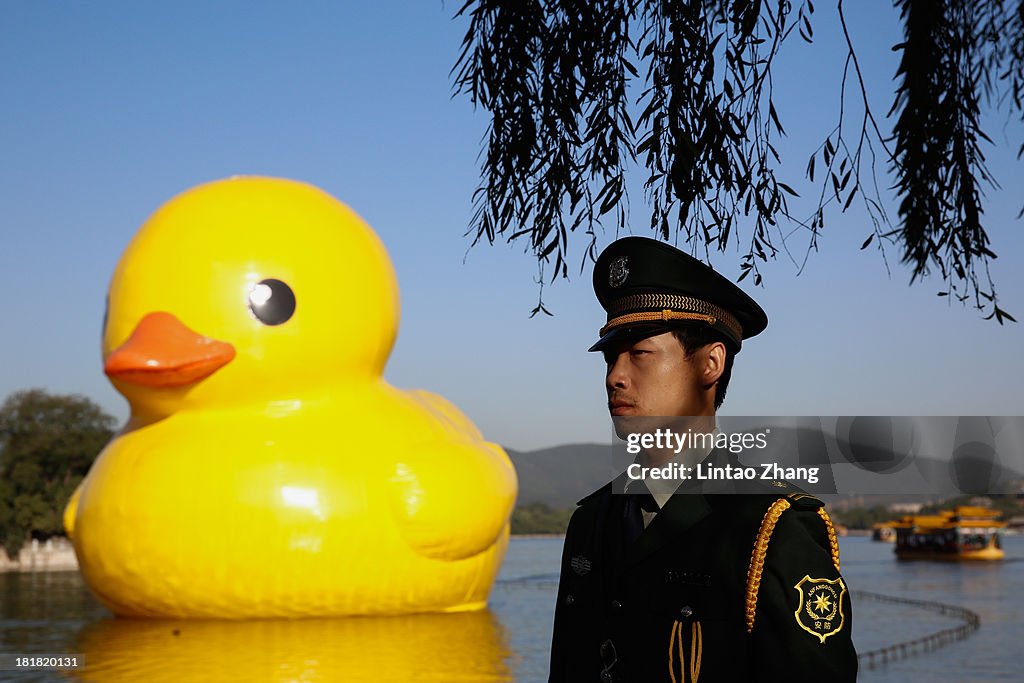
[832, 492, 1023, 529]
[831, 504, 903, 529]
[0, 389, 115, 559]
[511, 502, 575, 534]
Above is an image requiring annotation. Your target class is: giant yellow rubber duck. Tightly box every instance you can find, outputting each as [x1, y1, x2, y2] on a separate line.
[63, 177, 517, 618]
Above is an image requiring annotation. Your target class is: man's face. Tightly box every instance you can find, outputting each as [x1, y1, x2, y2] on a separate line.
[603, 331, 713, 419]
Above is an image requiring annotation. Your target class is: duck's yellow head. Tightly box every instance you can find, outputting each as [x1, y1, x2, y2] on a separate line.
[103, 177, 399, 417]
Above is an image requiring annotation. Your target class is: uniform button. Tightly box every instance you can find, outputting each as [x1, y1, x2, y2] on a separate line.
[679, 605, 693, 618]
[611, 599, 623, 609]
[565, 594, 575, 606]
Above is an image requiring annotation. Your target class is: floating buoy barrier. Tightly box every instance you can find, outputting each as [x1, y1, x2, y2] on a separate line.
[852, 590, 981, 669]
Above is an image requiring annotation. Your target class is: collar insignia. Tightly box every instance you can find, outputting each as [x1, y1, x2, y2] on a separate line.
[571, 555, 592, 576]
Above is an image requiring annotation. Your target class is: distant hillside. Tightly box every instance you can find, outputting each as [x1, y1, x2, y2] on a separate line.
[504, 444, 618, 508]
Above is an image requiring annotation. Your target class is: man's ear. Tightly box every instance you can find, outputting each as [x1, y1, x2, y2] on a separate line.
[703, 341, 727, 387]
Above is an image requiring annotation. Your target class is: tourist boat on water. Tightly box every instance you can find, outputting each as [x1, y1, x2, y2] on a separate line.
[871, 521, 897, 542]
[892, 506, 1005, 561]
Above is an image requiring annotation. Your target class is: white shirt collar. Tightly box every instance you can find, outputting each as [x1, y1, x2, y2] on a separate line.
[625, 426, 720, 509]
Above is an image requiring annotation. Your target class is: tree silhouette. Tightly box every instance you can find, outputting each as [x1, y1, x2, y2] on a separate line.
[452, 0, 1022, 322]
[0, 389, 115, 559]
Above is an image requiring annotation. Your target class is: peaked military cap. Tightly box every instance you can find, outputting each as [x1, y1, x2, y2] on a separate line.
[589, 236, 768, 352]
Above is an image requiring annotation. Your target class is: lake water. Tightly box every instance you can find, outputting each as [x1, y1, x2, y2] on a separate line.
[1, 535, 1021, 682]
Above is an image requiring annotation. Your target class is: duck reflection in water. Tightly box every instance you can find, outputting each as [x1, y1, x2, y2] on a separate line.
[71, 609, 512, 682]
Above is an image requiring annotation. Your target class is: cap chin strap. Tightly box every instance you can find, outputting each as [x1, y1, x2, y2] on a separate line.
[601, 292, 744, 343]
[600, 310, 716, 337]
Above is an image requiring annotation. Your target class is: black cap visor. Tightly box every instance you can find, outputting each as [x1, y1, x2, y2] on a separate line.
[587, 323, 679, 353]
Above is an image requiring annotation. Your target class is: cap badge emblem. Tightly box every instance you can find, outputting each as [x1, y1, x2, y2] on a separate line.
[609, 256, 629, 288]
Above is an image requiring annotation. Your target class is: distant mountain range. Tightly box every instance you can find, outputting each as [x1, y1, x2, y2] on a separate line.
[504, 444, 619, 507]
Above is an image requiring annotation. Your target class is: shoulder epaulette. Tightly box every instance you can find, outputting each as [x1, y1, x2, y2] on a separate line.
[575, 481, 613, 506]
[743, 494, 841, 633]
[786, 492, 824, 510]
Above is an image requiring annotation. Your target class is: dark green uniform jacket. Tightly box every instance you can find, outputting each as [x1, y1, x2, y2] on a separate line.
[548, 468, 858, 682]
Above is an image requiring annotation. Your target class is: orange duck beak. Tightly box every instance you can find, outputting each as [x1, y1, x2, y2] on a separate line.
[104, 311, 236, 388]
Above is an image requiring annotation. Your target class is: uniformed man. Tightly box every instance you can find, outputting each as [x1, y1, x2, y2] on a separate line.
[548, 237, 858, 682]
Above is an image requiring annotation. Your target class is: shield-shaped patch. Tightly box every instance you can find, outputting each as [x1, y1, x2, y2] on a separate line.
[793, 575, 846, 644]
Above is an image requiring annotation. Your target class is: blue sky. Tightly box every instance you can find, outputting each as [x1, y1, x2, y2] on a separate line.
[2, 1, 1022, 450]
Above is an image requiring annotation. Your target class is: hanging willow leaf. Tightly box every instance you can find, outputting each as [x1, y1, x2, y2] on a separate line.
[452, 0, 1021, 323]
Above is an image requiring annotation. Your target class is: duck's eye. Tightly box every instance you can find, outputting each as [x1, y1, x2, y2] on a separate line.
[248, 279, 296, 326]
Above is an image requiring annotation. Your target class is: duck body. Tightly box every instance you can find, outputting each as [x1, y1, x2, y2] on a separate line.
[65, 177, 516, 617]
